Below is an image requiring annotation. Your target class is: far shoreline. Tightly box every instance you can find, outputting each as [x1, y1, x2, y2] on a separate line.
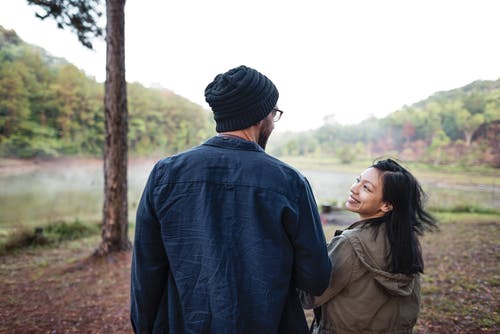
[0, 157, 161, 176]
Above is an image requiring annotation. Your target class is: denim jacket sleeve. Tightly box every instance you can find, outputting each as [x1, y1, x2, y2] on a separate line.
[130, 165, 169, 333]
[287, 178, 332, 296]
[300, 233, 355, 308]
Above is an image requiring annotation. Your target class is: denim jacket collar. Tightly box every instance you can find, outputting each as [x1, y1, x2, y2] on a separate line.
[204, 135, 264, 152]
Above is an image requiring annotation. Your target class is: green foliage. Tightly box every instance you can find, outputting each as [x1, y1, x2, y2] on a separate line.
[26, 0, 104, 50]
[0, 26, 214, 158]
[1, 24, 498, 166]
[271, 79, 500, 167]
[336, 142, 364, 164]
[0, 226, 49, 254]
[429, 204, 499, 215]
[127, 83, 213, 156]
[43, 219, 100, 241]
[0, 219, 101, 255]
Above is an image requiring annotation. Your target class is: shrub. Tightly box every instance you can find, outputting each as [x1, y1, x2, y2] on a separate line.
[44, 219, 100, 242]
[0, 220, 100, 255]
[429, 204, 499, 214]
[0, 226, 49, 254]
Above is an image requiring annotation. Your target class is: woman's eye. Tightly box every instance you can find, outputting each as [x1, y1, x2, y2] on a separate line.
[363, 185, 371, 192]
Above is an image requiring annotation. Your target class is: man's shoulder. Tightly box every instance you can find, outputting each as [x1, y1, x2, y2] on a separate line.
[152, 142, 308, 189]
[262, 154, 306, 180]
[152, 145, 204, 173]
[158, 144, 205, 162]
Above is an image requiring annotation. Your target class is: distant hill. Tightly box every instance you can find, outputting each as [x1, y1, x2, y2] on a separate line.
[269, 78, 499, 167]
[1, 25, 498, 166]
[0, 25, 214, 158]
[412, 79, 500, 108]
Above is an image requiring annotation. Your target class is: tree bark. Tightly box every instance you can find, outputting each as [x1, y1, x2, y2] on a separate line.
[96, 0, 130, 254]
[464, 130, 473, 147]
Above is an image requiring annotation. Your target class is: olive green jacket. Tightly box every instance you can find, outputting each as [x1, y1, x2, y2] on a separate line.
[301, 221, 420, 334]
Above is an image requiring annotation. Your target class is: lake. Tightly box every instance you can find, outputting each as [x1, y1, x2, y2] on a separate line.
[0, 159, 498, 229]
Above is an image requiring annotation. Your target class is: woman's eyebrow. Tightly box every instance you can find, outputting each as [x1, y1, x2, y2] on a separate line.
[359, 176, 376, 187]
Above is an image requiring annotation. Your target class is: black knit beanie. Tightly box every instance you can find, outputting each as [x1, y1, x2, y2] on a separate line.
[204, 65, 279, 132]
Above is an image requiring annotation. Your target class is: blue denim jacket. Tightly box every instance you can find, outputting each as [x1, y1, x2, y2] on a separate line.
[131, 136, 331, 333]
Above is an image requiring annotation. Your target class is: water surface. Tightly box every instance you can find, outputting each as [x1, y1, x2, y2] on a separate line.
[0, 160, 497, 228]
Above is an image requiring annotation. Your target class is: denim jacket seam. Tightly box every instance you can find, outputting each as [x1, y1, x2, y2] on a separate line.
[152, 179, 295, 200]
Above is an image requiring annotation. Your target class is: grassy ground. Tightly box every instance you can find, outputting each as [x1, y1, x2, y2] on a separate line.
[0, 236, 131, 333]
[415, 213, 499, 333]
[0, 213, 498, 333]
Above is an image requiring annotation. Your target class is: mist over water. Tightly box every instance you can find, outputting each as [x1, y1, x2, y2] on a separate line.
[0, 159, 156, 228]
[0, 160, 498, 229]
[301, 169, 357, 206]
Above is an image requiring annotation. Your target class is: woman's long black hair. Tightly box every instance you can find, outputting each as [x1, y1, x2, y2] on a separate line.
[369, 159, 437, 274]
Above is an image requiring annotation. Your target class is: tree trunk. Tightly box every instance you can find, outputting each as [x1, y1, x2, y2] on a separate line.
[464, 130, 473, 147]
[96, 0, 130, 255]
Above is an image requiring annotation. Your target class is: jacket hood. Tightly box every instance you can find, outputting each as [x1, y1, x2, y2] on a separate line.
[344, 225, 418, 297]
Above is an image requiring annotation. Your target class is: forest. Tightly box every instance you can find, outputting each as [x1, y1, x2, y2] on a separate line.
[0, 26, 213, 158]
[1, 25, 499, 167]
[270, 81, 500, 167]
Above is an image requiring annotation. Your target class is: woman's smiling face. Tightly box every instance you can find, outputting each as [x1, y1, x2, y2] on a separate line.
[345, 167, 392, 220]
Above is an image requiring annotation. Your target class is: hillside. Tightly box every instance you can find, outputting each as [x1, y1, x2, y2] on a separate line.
[1, 25, 498, 166]
[269, 78, 499, 167]
[0, 25, 213, 158]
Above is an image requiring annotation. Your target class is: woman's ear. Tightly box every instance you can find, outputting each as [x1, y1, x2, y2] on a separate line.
[381, 202, 393, 213]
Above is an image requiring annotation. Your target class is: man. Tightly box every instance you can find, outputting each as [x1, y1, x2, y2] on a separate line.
[130, 65, 331, 333]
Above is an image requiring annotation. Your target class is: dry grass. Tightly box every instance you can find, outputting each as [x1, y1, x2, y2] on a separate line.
[0, 213, 498, 333]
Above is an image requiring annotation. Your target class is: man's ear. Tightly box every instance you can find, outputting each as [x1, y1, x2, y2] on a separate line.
[381, 202, 393, 213]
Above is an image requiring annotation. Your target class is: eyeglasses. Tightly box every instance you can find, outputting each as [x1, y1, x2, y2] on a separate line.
[272, 108, 284, 122]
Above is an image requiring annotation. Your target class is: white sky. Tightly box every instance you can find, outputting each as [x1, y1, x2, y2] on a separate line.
[1, 0, 500, 132]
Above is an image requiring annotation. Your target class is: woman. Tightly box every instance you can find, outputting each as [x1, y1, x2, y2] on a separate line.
[301, 158, 437, 333]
